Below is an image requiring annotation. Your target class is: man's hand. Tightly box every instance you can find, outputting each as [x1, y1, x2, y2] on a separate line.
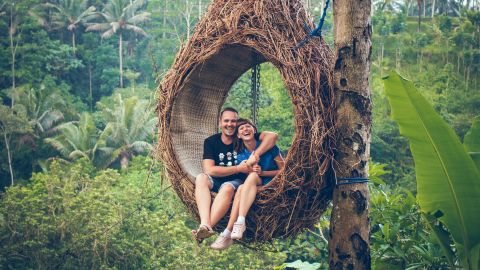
[236, 161, 252, 174]
[246, 152, 259, 167]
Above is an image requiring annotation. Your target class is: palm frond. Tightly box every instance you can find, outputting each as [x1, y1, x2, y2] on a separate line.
[69, 150, 89, 160]
[85, 22, 111, 32]
[131, 141, 152, 153]
[101, 28, 116, 39]
[124, 24, 148, 36]
[123, 0, 147, 18]
[126, 12, 150, 25]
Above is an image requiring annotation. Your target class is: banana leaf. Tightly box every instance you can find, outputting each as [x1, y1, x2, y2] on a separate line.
[464, 116, 480, 170]
[383, 71, 480, 269]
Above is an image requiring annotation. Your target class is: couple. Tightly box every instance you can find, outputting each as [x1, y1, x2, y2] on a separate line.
[193, 107, 284, 250]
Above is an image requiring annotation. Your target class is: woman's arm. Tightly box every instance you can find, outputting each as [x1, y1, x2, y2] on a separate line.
[258, 153, 285, 178]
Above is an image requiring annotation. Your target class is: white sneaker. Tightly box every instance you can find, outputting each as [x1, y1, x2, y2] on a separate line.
[210, 235, 233, 250]
[231, 222, 246, 240]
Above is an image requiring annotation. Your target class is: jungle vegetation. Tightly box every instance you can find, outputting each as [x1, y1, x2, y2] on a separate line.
[0, 0, 479, 268]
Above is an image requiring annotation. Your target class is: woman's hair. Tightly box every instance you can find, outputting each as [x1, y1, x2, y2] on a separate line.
[234, 118, 257, 153]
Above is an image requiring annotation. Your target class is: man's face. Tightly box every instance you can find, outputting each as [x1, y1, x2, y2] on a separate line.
[219, 111, 238, 137]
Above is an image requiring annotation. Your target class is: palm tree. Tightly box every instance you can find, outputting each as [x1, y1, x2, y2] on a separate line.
[86, 0, 150, 88]
[45, 112, 100, 164]
[7, 85, 65, 138]
[96, 94, 156, 170]
[33, 0, 96, 54]
[0, 105, 32, 186]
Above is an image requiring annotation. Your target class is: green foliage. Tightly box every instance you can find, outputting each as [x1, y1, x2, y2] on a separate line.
[44, 112, 99, 163]
[384, 71, 480, 269]
[464, 116, 480, 169]
[96, 94, 156, 169]
[0, 157, 285, 269]
[279, 260, 321, 270]
[370, 186, 448, 269]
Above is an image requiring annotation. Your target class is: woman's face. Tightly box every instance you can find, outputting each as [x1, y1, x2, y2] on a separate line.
[237, 123, 256, 141]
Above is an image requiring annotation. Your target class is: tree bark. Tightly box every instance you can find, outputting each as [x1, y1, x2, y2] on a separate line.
[329, 0, 372, 269]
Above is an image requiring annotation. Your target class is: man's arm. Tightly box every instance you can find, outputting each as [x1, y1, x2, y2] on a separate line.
[202, 159, 250, 177]
[246, 131, 278, 165]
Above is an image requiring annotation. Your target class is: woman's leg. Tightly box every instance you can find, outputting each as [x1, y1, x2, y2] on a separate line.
[238, 173, 262, 218]
[226, 185, 243, 231]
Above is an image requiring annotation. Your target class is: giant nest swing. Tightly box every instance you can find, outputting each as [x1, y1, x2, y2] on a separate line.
[156, 0, 336, 243]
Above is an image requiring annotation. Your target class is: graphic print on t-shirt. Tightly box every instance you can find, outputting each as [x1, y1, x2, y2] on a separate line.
[218, 151, 237, 167]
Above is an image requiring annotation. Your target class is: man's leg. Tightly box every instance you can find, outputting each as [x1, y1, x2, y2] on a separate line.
[210, 183, 235, 228]
[195, 173, 213, 227]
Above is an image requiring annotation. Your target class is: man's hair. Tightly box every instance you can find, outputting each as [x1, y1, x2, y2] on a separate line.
[219, 107, 239, 118]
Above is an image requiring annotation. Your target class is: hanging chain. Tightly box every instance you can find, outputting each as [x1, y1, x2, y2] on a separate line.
[251, 61, 261, 125]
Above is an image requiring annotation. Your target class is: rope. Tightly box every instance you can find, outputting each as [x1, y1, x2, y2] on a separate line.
[336, 177, 370, 186]
[331, 160, 369, 186]
[250, 57, 261, 125]
[294, 0, 331, 49]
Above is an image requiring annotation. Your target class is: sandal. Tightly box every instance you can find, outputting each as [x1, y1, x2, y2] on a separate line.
[194, 224, 215, 243]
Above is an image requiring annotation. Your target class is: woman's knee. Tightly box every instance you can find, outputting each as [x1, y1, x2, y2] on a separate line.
[245, 173, 260, 185]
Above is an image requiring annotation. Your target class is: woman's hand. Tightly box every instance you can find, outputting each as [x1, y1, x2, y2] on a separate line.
[252, 164, 262, 176]
[246, 152, 260, 167]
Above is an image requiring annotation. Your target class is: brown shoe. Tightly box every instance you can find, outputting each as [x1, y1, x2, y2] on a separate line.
[195, 224, 215, 243]
[210, 235, 233, 250]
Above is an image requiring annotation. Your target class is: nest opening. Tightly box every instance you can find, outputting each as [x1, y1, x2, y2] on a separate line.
[171, 45, 267, 181]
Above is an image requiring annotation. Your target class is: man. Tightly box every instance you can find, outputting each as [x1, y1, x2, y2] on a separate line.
[194, 107, 278, 249]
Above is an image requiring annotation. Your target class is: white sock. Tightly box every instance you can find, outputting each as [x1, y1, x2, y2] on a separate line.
[221, 228, 231, 238]
[236, 216, 246, 224]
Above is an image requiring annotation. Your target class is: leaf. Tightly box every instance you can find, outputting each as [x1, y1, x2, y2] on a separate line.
[423, 212, 456, 268]
[283, 260, 320, 270]
[369, 162, 390, 185]
[464, 116, 480, 170]
[384, 71, 480, 268]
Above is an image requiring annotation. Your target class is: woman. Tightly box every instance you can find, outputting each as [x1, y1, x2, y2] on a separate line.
[210, 118, 285, 250]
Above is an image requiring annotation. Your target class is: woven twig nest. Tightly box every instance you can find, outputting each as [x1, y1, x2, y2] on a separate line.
[157, 0, 335, 242]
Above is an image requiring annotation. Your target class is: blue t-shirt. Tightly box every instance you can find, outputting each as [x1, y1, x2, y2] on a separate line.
[237, 140, 280, 185]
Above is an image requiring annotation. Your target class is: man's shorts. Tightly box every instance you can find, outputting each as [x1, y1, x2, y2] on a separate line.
[203, 174, 243, 193]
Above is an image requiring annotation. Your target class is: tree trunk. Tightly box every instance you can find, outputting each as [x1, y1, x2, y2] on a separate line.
[3, 133, 14, 186]
[119, 32, 124, 88]
[417, 0, 422, 31]
[9, 5, 17, 108]
[72, 31, 76, 55]
[396, 46, 401, 69]
[431, 0, 436, 17]
[163, 0, 168, 39]
[120, 152, 129, 171]
[89, 64, 93, 111]
[329, 0, 372, 269]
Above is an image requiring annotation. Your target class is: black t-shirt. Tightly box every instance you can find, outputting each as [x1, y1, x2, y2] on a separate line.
[203, 132, 260, 182]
